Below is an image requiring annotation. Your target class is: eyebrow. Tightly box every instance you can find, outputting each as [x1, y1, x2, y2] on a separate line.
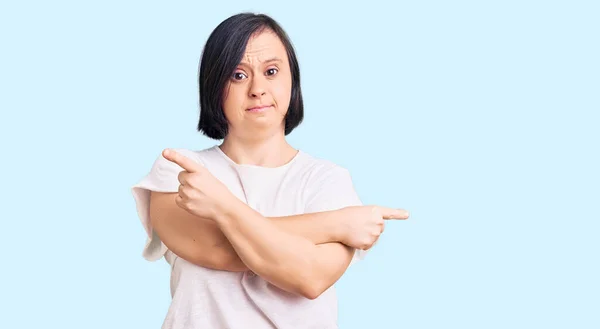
[238, 57, 283, 67]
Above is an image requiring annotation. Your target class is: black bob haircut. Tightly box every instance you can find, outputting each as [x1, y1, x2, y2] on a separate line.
[197, 13, 304, 140]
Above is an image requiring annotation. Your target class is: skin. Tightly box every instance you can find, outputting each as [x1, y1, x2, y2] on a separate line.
[149, 29, 410, 299]
[219, 29, 297, 165]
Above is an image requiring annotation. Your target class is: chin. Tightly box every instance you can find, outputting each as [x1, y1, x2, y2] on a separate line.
[245, 119, 285, 133]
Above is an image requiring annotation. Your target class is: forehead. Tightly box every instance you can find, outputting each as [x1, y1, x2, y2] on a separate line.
[241, 30, 288, 64]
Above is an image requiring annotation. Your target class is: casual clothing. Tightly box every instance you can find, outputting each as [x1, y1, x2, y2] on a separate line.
[132, 145, 365, 329]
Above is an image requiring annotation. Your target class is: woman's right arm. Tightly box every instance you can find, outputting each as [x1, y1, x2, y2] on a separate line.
[149, 191, 348, 271]
[149, 192, 247, 271]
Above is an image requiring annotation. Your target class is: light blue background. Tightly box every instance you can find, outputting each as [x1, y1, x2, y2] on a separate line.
[1, 0, 598, 328]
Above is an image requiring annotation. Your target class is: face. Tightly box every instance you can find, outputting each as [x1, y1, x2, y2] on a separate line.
[222, 30, 292, 138]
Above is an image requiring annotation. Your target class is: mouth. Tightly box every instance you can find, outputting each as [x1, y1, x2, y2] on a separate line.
[246, 105, 272, 113]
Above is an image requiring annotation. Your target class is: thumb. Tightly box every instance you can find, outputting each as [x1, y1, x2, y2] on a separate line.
[162, 149, 203, 173]
[380, 207, 410, 220]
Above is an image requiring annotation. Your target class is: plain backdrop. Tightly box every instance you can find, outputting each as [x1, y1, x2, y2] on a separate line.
[1, 1, 598, 328]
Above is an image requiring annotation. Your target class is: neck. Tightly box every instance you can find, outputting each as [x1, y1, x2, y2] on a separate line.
[220, 129, 297, 167]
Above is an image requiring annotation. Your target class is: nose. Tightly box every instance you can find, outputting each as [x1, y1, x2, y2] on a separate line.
[249, 76, 267, 98]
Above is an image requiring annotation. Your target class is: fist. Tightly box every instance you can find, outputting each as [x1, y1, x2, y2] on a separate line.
[162, 149, 233, 220]
[337, 206, 410, 250]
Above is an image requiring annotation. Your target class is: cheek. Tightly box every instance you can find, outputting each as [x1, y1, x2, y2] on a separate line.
[272, 78, 292, 113]
[222, 85, 245, 119]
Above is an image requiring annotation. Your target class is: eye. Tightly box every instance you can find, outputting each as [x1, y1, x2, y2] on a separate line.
[266, 68, 278, 76]
[232, 71, 248, 81]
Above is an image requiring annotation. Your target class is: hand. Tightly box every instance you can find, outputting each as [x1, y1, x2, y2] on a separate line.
[335, 206, 410, 250]
[162, 148, 234, 221]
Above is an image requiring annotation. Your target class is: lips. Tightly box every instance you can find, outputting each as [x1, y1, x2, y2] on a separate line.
[246, 105, 272, 112]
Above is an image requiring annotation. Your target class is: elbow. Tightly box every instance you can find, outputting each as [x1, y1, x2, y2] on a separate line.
[289, 256, 334, 300]
[300, 286, 323, 300]
[297, 274, 328, 300]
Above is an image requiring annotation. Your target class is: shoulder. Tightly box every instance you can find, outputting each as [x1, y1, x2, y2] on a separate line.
[291, 152, 357, 201]
[295, 152, 362, 211]
[294, 151, 353, 182]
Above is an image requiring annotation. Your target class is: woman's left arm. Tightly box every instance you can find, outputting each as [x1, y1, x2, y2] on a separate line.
[216, 198, 355, 299]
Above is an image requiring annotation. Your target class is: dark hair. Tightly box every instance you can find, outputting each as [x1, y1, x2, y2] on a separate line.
[197, 13, 304, 140]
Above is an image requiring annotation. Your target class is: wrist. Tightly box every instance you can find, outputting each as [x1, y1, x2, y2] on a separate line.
[214, 192, 243, 224]
[325, 208, 348, 243]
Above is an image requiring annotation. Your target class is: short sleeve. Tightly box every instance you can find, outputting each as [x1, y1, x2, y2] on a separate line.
[304, 166, 367, 266]
[131, 149, 194, 261]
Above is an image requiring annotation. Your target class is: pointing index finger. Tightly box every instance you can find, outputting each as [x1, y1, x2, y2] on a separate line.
[380, 207, 410, 220]
[162, 149, 202, 173]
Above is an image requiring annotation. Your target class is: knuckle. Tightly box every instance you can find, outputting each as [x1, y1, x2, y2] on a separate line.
[371, 206, 382, 216]
[182, 199, 192, 209]
[179, 187, 188, 197]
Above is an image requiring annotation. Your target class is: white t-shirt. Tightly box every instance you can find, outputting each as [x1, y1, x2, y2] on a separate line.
[132, 145, 366, 329]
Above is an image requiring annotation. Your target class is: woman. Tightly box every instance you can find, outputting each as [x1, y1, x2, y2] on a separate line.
[132, 12, 409, 329]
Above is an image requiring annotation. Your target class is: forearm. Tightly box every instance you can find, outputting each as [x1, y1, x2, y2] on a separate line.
[215, 198, 331, 298]
[179, 212, 340, 271]
[151, 192, 344, 272]
[270, 210, 341, 244]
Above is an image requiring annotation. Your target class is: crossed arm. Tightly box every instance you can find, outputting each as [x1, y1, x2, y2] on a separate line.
[150, 192, 355, 300]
